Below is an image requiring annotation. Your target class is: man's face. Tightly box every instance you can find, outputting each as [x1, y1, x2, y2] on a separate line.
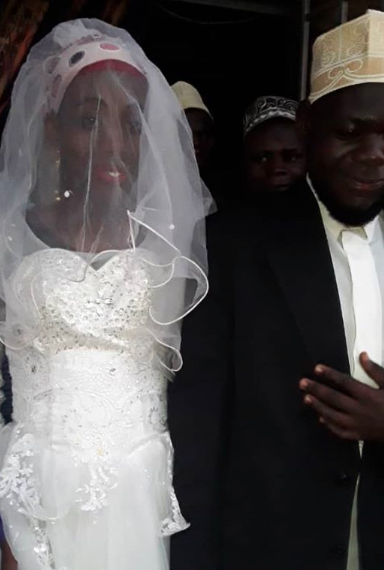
[243, 118, 306, 193]
[307, 83, 384, 225]
[185, 108, 215, 169]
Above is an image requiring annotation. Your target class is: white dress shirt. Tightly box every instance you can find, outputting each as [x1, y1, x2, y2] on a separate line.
[308, 176, 384, 570]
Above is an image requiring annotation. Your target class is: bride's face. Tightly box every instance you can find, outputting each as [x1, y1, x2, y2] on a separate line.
[54, 67, 145, 200]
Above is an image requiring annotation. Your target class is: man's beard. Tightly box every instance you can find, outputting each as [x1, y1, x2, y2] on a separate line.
[314, 180, 384, 226]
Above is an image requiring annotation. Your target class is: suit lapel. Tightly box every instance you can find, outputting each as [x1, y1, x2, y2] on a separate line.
[263, 180, 350, 373]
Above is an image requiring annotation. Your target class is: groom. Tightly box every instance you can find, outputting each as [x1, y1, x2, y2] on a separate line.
[169, 10, 384, 570]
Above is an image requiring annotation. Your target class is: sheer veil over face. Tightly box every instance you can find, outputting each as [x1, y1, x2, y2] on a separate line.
[0, 19, 212, 369]
[37, 63, 147, 252]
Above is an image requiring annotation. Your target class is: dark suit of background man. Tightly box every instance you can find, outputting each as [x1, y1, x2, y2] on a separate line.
[169, 9, 384, 570]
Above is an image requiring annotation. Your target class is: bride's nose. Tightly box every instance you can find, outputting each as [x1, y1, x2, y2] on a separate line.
[99, 119, 125, 157]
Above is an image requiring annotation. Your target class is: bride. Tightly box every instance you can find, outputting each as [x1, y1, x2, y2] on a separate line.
[0, 18, 211, 570]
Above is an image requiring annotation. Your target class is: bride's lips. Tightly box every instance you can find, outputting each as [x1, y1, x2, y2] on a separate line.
[95, 169, 128, 184]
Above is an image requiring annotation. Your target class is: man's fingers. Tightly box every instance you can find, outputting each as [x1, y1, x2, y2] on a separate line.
[314, 365, 360, 397]
[303, 395, 358, 440]
[303, 394, 352, 427]
[321, 420, 358, 441]
[300, 378, 357, 413]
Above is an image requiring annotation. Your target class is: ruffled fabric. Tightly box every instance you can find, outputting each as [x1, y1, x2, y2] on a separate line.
[0, 247, 190, 569]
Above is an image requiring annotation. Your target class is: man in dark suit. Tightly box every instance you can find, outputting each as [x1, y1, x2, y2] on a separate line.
[168, 10, 384, 570]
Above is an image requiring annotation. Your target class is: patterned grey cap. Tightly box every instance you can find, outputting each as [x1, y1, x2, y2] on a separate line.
[243, 95, 299, 137]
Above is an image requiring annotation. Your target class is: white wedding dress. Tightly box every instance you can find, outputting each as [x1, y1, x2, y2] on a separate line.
[0, 247, 188, 570]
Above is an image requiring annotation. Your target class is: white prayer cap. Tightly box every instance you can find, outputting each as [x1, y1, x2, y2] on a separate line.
[172, 81, 213, 119]
[243, 96, 298, 137]
[309, 9, 384, 104]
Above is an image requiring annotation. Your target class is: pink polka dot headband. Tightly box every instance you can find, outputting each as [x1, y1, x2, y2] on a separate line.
[44, 36, 144, 113]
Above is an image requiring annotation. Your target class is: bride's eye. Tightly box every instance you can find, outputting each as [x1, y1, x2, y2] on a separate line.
[81, 116, 98, 130]
[127, 119, 142, 135]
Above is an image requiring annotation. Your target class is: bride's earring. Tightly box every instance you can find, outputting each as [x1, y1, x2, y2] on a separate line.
[53, 151, 73, 201]
[54, 150, 62, 202]
[55, 149, 61, 169]
[55, 189, 73, 202]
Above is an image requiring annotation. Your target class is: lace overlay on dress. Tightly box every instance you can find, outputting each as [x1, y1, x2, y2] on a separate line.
[0, 249, 188, 568]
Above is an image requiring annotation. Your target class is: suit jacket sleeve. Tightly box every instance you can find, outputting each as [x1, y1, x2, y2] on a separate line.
[168, 216, 233, 570]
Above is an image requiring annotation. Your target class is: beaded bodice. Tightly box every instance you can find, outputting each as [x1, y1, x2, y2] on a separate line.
[7, 248, 168, 463]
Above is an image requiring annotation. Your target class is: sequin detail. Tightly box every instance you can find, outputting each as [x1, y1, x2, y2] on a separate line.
[0, 249, 187, 569]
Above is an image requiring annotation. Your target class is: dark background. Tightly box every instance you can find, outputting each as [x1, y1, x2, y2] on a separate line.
[120, 1, 302, 160]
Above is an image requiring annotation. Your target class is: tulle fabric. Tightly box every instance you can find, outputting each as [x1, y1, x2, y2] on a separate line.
[0, 424, 178, 570]
[0, 17, 210, 569]
[0, 245, 190, 570]
[0, 18, 212, 364]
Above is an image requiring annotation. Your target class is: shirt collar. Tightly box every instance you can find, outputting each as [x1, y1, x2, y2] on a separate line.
[307, 174, 379, 243]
